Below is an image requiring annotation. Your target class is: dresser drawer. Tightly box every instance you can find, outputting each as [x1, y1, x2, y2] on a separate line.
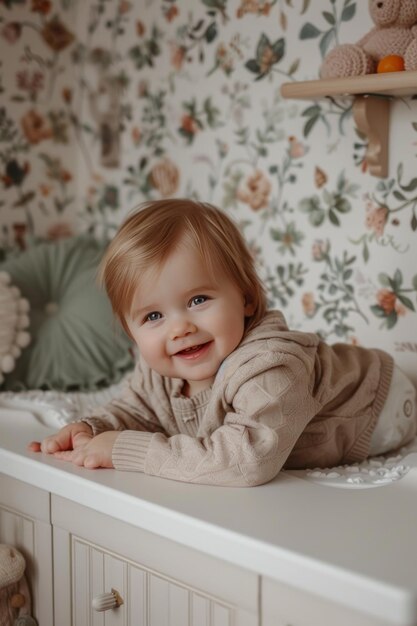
[52, 495, 259, 626]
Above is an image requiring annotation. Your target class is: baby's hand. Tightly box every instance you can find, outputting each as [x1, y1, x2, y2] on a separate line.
[28, 422, 93, 455]
[52, 431, 118, 469]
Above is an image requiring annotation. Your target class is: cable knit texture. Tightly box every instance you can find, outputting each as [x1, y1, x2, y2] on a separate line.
[320, 0, 417, 79]
[80, 310, 395, 487]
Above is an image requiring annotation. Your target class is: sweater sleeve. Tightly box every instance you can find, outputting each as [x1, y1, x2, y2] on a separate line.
[112, 353, 319, 486]
[80, 359, 168, 437]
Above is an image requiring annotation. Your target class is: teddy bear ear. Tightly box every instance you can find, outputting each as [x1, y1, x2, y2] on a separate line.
[0, 544, 25, 587]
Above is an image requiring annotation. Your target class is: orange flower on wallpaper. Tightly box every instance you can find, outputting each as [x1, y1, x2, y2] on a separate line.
[138, 80, 148, 97]
[214, 43, 235, 75]
[180, 114, 199, 137]
[41, 17, 74, 52]
[39, 183, 52, 196]
[46, 222, 74, 241]
[16, 70, 44, 96]
[62, 87, 73, 103]
[237, 0, 272, 18]
[131, 126, 142, 146]
[150, 158, 180, 197]
[13, 223, 27, 250]
[237, 169, 271, 211]
[60, 169, 72, 183]
[118, 0, 132, 14]
[314, 166, 327, 188]
[171, 44, 186, 71]
[165, 5, 179, 22]
[376, 289, 397, 315]
[41, 155, 73, 184]
[31, 0, 52, 14]
[365, 200, 389, 238]
[288, 136, 306, 159]
[301, 292, 316, 317]
[2, 22, 22, 44]
[21, 110, 52, 144]
[136, 20, 145, 36]
[376, 289, 407, 317]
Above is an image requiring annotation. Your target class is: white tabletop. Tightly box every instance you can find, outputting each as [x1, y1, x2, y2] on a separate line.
[1, 406, 417, 625]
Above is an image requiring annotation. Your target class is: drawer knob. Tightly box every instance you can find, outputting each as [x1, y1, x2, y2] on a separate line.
[92, 588, 124, 612]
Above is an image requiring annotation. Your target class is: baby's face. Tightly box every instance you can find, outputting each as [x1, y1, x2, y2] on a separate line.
[125, 241, 253, 396]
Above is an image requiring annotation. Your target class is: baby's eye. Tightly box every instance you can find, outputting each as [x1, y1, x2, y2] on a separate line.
[145, 311, 162, 322]
[190, 295, 208, 307]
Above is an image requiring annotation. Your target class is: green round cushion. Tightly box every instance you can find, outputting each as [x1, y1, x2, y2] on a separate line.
[0, 235, 134, 391]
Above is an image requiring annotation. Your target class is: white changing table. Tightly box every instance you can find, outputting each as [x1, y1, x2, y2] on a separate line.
[0, 406, 416, 626]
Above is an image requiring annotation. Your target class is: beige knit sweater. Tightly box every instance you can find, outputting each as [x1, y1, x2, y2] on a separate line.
[82, 311, 393, 487]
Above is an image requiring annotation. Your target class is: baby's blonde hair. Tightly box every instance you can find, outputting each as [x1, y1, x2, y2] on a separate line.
[99, 199, 267, 336]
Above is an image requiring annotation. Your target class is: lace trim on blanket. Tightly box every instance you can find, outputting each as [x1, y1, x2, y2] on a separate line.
[285, 436, 417, 488]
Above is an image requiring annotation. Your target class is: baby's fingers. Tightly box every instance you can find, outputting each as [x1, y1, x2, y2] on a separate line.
[54, 448, 100, 469]
[53, 449, 77, 462]
[83, 453, 103, 469]
[41, 435, 65, 454]
[28, 435, 69, 454]
[27, 437, 59, 454]
[72, 431, 93, 447]
[27, 441, 41, 452]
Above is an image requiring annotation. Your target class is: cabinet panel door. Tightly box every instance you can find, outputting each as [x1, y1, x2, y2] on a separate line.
[0, 473, 53, 626]
[68, 536, 239, 626]
[53, 496, 258, 626]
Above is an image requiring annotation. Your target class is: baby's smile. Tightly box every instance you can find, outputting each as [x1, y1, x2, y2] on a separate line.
[173, 341, 213, 359]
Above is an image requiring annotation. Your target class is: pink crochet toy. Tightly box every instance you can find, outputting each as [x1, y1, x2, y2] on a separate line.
[320, 0, 417, 79]
[0, 544, 36, 626]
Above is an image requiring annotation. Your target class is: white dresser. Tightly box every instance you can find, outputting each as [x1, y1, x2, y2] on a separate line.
[0, 407, 416, 626]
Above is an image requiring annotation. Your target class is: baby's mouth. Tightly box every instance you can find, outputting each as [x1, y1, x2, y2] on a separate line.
[174, 341, 212, 358]
[179, 345, 203, 354]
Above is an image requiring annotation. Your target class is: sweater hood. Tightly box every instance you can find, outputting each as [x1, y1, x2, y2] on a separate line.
[240, 310, 321, 351]
[241, 310, 289, 346]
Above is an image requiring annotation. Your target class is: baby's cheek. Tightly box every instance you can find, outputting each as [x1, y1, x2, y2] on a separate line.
[139, 338, 167, 371]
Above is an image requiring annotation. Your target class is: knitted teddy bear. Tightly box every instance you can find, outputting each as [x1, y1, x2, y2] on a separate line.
[0, 544, 37, 625]
[320, 0, 417, 79]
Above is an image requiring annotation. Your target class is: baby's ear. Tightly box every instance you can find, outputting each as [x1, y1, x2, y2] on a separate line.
[244, 295, 256, 316]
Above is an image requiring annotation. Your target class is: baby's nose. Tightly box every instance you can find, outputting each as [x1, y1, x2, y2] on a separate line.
[169, 318, 197, 340]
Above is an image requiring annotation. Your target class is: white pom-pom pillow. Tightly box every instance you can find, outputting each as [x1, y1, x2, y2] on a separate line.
[0, 271, 31, 384]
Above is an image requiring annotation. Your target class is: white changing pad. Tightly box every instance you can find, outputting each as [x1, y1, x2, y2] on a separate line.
[0, 376, 127, 428]
[1, 382, 416, 489]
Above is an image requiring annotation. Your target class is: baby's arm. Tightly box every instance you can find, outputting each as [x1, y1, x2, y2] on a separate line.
[113, 358, 315, 486]
[78, 358, 167, 437]
[28, 358, 166, 468]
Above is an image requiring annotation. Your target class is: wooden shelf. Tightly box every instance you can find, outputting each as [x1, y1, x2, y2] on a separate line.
[280, 71, 417, 178]
[280, 70, 417, 100]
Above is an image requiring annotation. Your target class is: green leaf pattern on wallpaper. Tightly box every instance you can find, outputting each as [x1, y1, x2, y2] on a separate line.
[0, 0, 416, 355]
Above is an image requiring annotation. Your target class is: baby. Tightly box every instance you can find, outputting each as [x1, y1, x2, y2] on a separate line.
[29, 199, 417, 486]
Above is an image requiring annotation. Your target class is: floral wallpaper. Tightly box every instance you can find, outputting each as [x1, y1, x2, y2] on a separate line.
[1, 0, 417, 381]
